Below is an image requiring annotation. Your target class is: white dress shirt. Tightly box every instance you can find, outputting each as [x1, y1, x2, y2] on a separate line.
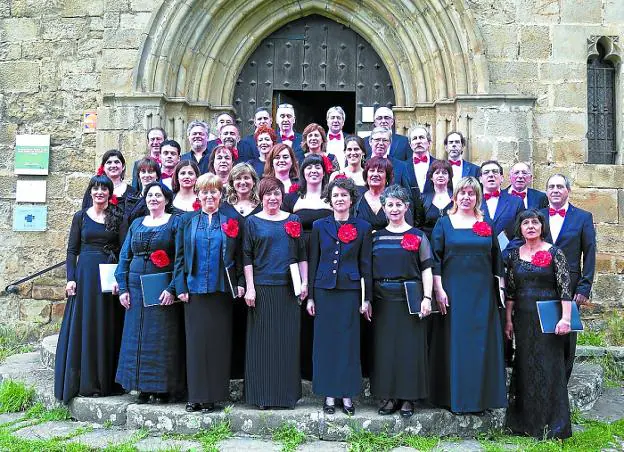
[508, 187, 528, 208]
[549, 202, 569, 243]
[326, 132, 345, 170]
[413, 153, 431, 193]
[485, 192, 500, 220]
[451, 160, 463, 188]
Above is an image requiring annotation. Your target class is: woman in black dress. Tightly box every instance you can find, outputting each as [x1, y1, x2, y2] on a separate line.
[354, 157, 394, 231]
[125, 157, 162, 228]
[330, 136, 366, 194]
[264, 143, 299, 193]
[505, 209, 573, 439]
[248, 125, 277, 178]
[283, 154, 333, 380]
[171, 160, 201, 214]
[307, 177, 372, 415]
[421, 160, 453, 240]
[371, 184, 434, 418]
[55, 175, 125, 403]
[115, 182, 185, 404]
[174, 173, 244, 413]
[243, 177, 308, 409]
[82, 150, 137, 214]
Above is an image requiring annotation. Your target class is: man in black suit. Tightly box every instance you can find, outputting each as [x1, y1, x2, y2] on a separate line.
[507, 162, 548, 209]
[444, 131, 480, 188]
[325, 106, 347, 169]
[239, 107, 272, 158]
[404, 125, 436, 196]
[275, 103, 304, 161]
[215, 124, 256, 163]
[541, 173, 596, 382]
[364, 107, 410, 161]
[131, 126, 167, 191]
[180, 120, 211, 174]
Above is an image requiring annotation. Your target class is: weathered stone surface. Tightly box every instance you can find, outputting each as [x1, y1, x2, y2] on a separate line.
[561, 0, 602, 23]
[539, 62, 586, 82]
[67, 427, 138, 448]
[135, 436, 203, 451]
[595, 253, 624, 274]
[217, 437, 281, 451]
[592, 274, 624, 308]
[576, 165, 624, 189]
[102, 49, 138, 69]
[597, 224, 624, 254]
[0, 17, 39, 41]
[18, 299, 51, 322]
[0, 61, 40, 93]
[70, 396, 134, 427]
[61, 0, 105, 18]
[519, 25, 551, 59]
[13, 420, 92, 441]
[567, 363, 603, 411]
[552, 139, 585, 164]
[584, 387, 624, 423]
[32, 285, 65, 301]
[480, 24, 518, 59]
[570, 189, 618, 224]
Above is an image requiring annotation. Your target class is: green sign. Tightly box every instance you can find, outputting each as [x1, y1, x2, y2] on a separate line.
[14, 135, 50, 175]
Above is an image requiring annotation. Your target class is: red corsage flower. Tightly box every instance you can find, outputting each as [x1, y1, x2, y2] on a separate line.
[222, 218, 239, 238]
[322, 155, 334, 174]
[289, 183, 300, 193]
[401, 233, 421, 252]
[338, 224, 358, 243]
[472, 221, 492, 237]
[230, 148, 239, 161]
[532, 250, 552, 267]
[334, 173, 348, 180]
[284, 221, 302, 238]
[96, 165, 105, 176]
[109, 194, 118, 206]
[150, 250, 170, 268]
[192, 198, 201, 211]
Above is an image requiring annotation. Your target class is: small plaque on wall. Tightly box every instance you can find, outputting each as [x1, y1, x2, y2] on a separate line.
[13, 205, 47, 231]
[14, 135, 50, 175]
[15, 180, 47, 203]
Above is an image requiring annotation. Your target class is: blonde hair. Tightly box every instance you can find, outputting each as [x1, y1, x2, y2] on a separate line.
[225, 162, 260, 205]
[195, 172, 223, 192]
[449, 176, 483, 220]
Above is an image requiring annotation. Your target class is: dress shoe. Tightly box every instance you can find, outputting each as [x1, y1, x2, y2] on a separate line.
[135, 392, 151, 404]
[378, 399, 398, 415]
[323, 400, 336, 415]
[186, 402, 201, 412]
[399, 401, 414, 418]
[201, 403, 215, 413]
[257, 405, 267, 410]
[151, 393, 169, 404]
[342, 404, 355, 416]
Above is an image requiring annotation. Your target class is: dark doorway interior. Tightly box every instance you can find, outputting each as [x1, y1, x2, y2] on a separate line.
[273, 90, 356, 135]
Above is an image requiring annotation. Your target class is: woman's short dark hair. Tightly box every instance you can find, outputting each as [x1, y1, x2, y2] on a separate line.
[514, 208, 549, 241]
[380, 184, 411, 206]
[100, 149, 127, 180]
[324, 177, 359, 207]
[171, 160, 200, 193]
[143, 181, 174, 211]
[258, 176, 285, 201]
[86, 175, 123, 232]
[427, 159, 454, 192]
[136, 157, 162, 180]
[298, 154, 329, 196]
[363, 156, 394, 187]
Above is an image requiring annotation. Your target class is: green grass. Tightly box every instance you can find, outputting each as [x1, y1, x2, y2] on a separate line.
[595, 353, 624, 388]
[163, 420, 232, 451]
[347, 428, 440, 452]
[576, 330, 606, 347]
[272, 423, 306, 452]
[605, 312, 624, 346]
[0, 323, 61, 364]
[0, 381, 35, 413]
[23, 403, 71, 422]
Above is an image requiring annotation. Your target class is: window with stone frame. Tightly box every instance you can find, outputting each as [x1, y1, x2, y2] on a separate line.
[586, 36, 621, 164]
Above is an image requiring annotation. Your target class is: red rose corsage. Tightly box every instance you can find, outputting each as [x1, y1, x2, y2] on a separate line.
[230, 148, 239, 161]
[284, 221, 302, 238]
[192, 198, 201, 211]
[322, 155, 334, 174]
[149, 250, 170, 268]
[472, 221, 492, 237]
[334, 173, 348, 180]
[338, 224, 357, 243]
[532, 250, 552, 267]
[401, 233, 421, 252]
[96, 165, 105, 176]
[289, 183, 300, 193]
[222, 218, 239, 238]
[109, 194, 118, 206]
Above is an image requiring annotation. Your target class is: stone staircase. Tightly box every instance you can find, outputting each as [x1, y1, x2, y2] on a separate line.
[0, 334, 606, 441]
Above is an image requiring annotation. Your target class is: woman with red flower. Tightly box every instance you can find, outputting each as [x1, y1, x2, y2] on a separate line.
[242, 177, 308, 409]
[114, 181, 185, 405]
[171, 160, 201, 214]
[248, 125, 277, 178]
[307, 177, 372, 415]
[429, 176, 507, 415]
[282, 153, 333, 380]
[55, 175, 125, 404]
[173, 173, 244, 413]
[370, 185, 434, 418]
[300, 123, 338, 175]
[504, 209, 573, 439]
[264, 143, 299, 193]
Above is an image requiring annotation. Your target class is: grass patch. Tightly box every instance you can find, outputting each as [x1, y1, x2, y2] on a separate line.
[604, 312, 624, 346]
[272, 423, 306, 452]
[163, 420, 232, 451]
[595, 354, 624, 388]
[576, 330, 606, 347]
[0, 322, 61, 364]
[0, 381, 35, 413]
[402, 434, 440, 450]
[23, 403, 71, 422]
[348, 428, 441, 452]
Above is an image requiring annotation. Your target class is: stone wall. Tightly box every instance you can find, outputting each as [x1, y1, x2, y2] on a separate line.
[0, 0, 622, 326]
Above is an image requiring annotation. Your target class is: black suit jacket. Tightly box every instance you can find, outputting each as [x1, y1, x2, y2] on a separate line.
[460, 160, 481, 178]
[482, 190, 525, 240]
[206, 139, 256, 163]
[540, 204, 596, 298]
[404, 155, 437, 196]
[180, 149, 210, 175]
[364, 132, 411, 161]
[173, 208, 243, 295]
[505, 186, 548, 209]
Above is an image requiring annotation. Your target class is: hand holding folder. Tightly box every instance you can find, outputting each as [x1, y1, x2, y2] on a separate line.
[536, 300, 583, 334]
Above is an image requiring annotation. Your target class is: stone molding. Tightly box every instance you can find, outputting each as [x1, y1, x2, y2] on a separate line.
[587, 36, 622, 64]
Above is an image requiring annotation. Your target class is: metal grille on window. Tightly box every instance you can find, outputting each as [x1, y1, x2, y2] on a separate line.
[587, 42, 616, 164]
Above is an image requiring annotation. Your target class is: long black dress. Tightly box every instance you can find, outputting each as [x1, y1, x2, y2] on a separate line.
[55, 211, 124, 403]
[371, 228, 433, 400]
[505, 246, 573, 439]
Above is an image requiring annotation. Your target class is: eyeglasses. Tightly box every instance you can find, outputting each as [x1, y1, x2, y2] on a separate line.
[481, 169, 500, 175]
[371, 138, 390, 143]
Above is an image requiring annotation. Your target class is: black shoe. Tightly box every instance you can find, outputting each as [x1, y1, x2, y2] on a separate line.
[151, 393, 169, 404]
[470, 410, 485, 417]
[257, 405, 267, 410]
[378, 399, 398, 415]
[399, 401, 414, 418]
[135, 392, 151, 404]
[186, 402, 201, 412]
[342, 404, 355, 416]
[201, 403, 215, 413]
[323, 400, 336, 415]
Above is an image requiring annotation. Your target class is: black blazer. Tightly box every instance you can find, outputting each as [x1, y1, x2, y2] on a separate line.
[460, 160, 481, 178]
[504, 186, 548, 209]
[364, 132, 411, 161]
[308, 216, 373, 301]
[481, 190, 525, 239]
[540, 204, 596, 298]
[173, 208, 243, 295]
[206, 138, 257, 163]
[180, 149, 210, 175]
[404, 155, 437, 196]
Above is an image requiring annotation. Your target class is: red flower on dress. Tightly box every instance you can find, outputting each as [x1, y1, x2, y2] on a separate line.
[96, 165, 105, 176]
[109, 194, 118, 206]
[289, 183, 300, 193]
[192, 198, 201, 211]
[149, 250, 170, 268]
[338, 224, 358, 243]
[334, 173, 348, 180]
[401, 233, 421, 251]
[222, 218, 239, 238]
[284, 221, 302, 238]
[532, 250, 552, 267]
[472, 221, 492, 237]
[322, 155, 334, 174]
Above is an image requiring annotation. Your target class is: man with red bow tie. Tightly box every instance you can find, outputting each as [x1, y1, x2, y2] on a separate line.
[326, 106, 347, 169]
[444, 131, 480, 187]
[541, 173, 596, 382]
[404, 125, 437, 196]
[206, 114, 255, 162]
[240, 107, 273, 159]
[275, 103, 304, 161]
[480, 160, 524, 240]
[506, 162, 548, 209]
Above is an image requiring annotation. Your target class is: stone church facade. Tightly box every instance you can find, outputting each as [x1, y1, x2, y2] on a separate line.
[0, 0, 622, 323]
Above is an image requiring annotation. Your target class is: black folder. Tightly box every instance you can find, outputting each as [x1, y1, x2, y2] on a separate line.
[140, 272, 173, 307]
[536, 300, 583, 333]
[403, 281, 438, 316]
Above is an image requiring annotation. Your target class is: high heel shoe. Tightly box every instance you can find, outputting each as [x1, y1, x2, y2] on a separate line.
[201, 403, 215, 413]
[378, 399, 398, 415]
[342, 399, 355, 416]
[135, 392, 151, 404]
[186, 402, 201, 412]
[323, 398, 336, 415]
[399, 400, 414, 418]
